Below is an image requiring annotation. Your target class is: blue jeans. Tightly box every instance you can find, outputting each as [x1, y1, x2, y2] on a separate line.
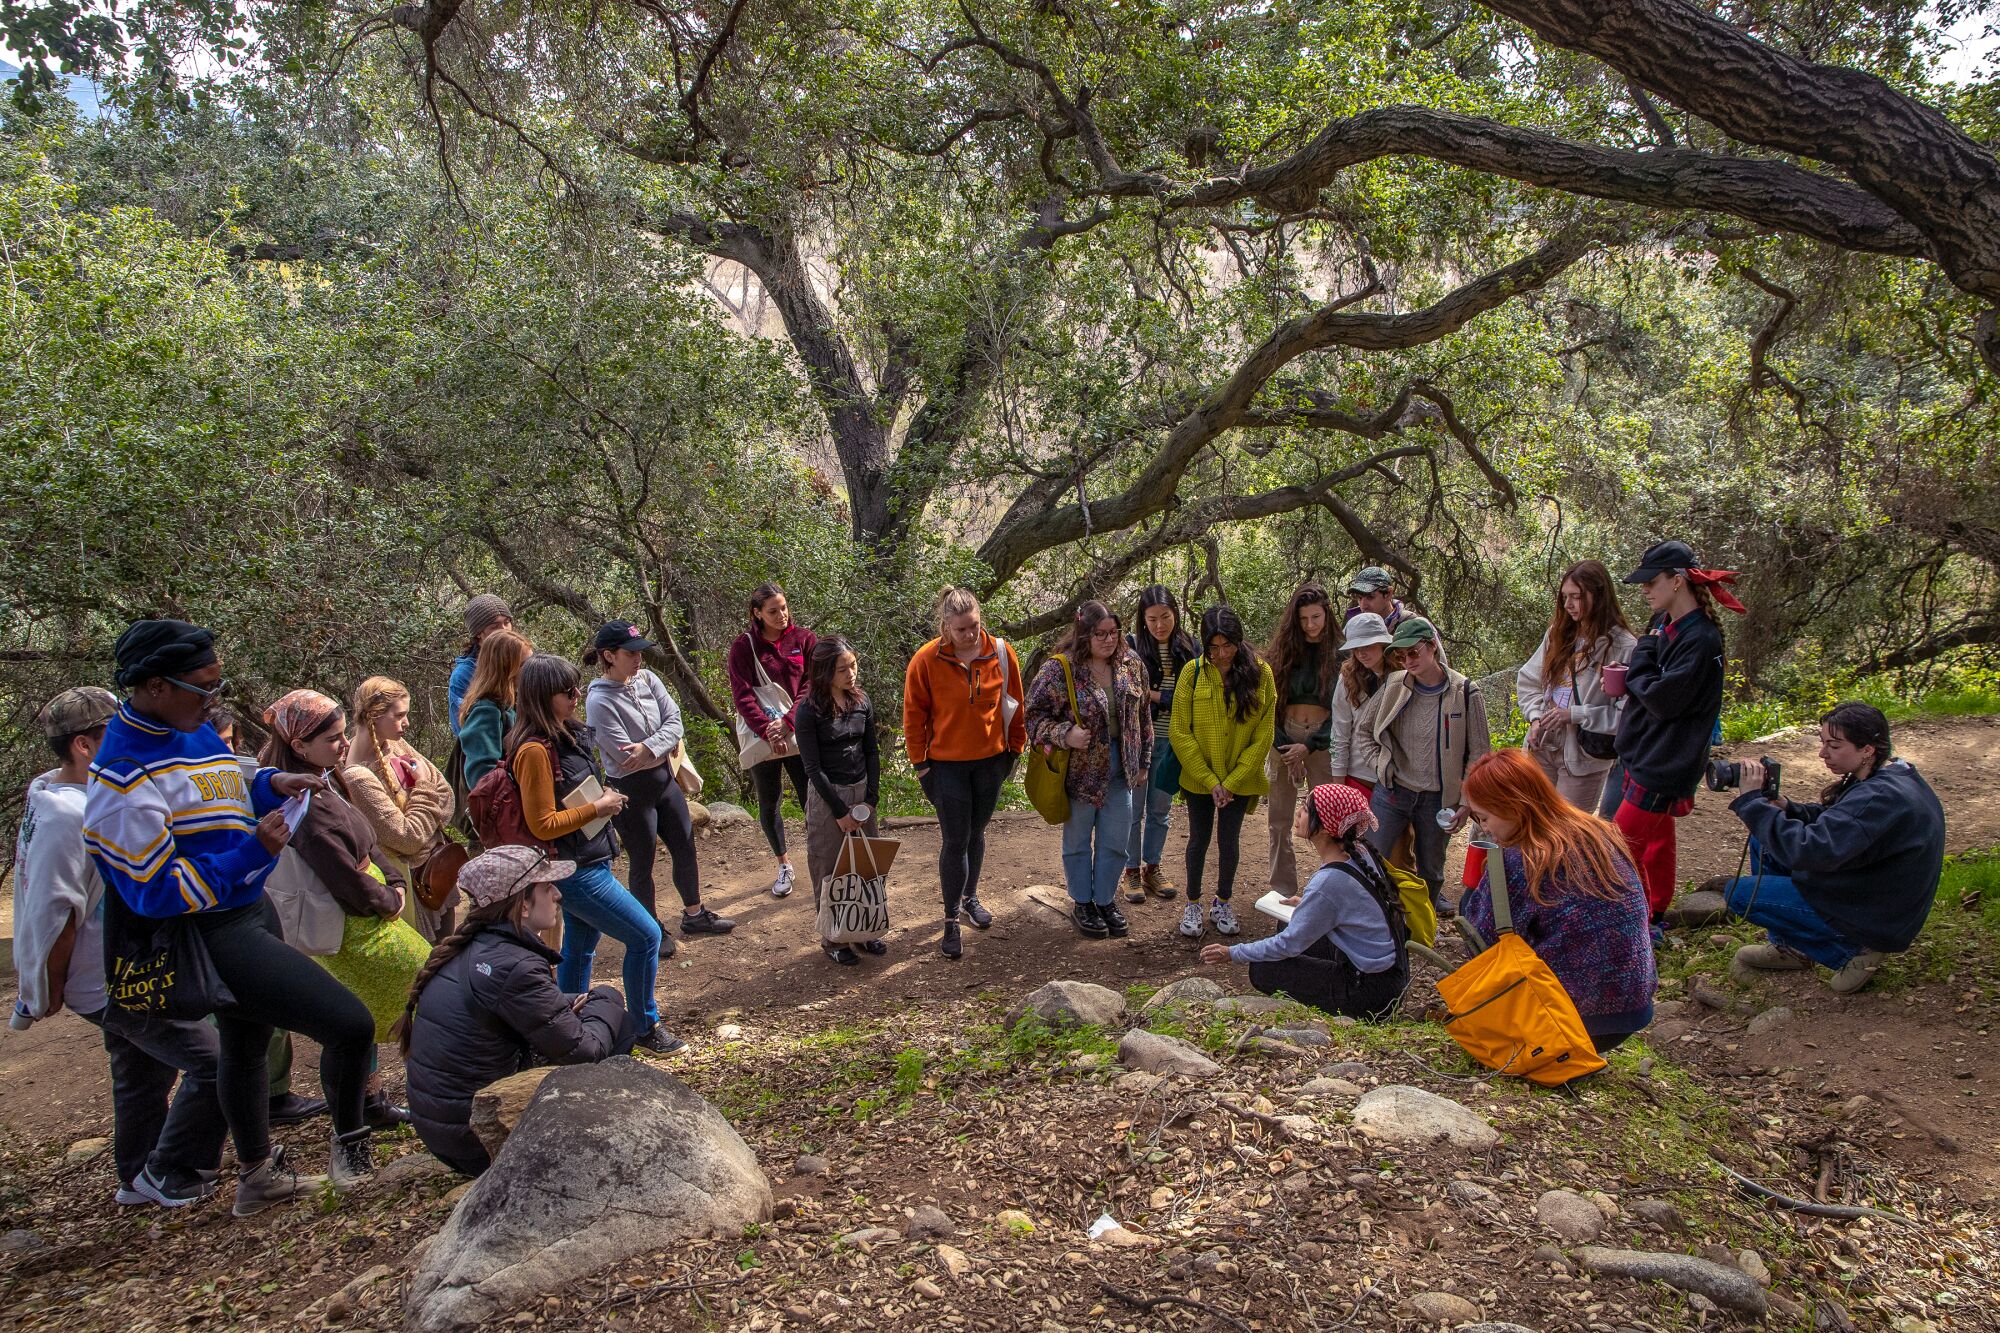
[1724, 839, 1859, 969]
[556, 861, 662, 1028]
[1063, 743, 1135, 905]
[1125, 779, 1174, 868]
[1367, 785, 1448, 901]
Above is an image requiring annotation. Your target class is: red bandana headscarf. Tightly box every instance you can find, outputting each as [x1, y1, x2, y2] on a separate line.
[1309, 782, 1377, 838]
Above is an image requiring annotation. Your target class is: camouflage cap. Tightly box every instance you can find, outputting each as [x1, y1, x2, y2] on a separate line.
[457, 844, 575, 910]
[39, 686, 118, 738]
[1345, 566, 1394, 595]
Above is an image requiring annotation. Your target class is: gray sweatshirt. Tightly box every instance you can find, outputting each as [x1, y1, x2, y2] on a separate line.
[584, 670, 684, 780]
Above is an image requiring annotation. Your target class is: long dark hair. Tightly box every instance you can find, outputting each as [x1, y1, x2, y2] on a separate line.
[1133, 584, 1197, 658]
[1051, 600, 1127, 665]
[505, 653, 584, 757]
[1266, 582, 1338, 699]
[392, 897, 517, 1055]
[1199, 606, 1263, 721]
[807, 635, 865, 716]
[750, 582, 785, 616]
[1546, 560, 1632, 689]
[1819, 702, 1892, 804]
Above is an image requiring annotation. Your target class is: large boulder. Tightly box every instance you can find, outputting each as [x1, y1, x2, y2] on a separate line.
[1007, 980, 1127, 1030]
[405, 1059, 772, 1333]
[1351, 1085, 1500, 1150]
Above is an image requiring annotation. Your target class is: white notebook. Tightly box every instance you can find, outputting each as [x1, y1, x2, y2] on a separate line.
[561, 775, 612, 839]
[1253, 890, 1296, 924]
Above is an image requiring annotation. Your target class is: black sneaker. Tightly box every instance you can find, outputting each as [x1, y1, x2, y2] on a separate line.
[1099, 902, 1130, 937]
[363, 1092, 412, 1131]
[822, 943, 860, 966]
[635, 1025, 687, 1055]
[1072, 901, 1109, 938]
[681, 907, 737, 936]
[130, 1165, 217, 1209]
[940, 920, 962, 959]
[268, 1092, 328, 1127]
[961, 897, 994, 930]
[855, 939, 888, 956]
[659, 931, 680, 959]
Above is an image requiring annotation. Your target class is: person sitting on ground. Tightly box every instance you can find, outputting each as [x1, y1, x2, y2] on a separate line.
[1197, 783, 1407, 1020]
[397, 845, 631, 1176]
[1457, 749, 1657, 1051]
[449, 594, 516, 737]
[12, 686, 229, 1209]
[1723, 703, 1945, 995]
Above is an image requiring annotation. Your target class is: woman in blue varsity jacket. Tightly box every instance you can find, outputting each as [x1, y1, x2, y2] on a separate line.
[83, 620, 379, 1217]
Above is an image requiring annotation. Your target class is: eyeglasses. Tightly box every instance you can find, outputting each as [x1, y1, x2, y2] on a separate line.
[166, 676, 229, 700]
[1090, 627, 1122, 641]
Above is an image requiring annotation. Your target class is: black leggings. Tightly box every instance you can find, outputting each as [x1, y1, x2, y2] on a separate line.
[750, 755, 808, 857]
[1247, 935, 1408, 1021]
[190, 900, 374, 1165]
[1183, 791, 1250, 901]
[923, 752, 1013, 918]
[609, 764, 702, 917]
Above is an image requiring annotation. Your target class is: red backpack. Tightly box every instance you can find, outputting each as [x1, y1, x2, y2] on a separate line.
[465, 746, 551, 853]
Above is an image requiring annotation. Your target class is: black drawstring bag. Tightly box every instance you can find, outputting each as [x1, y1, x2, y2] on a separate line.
[101, 886, 236, 1021]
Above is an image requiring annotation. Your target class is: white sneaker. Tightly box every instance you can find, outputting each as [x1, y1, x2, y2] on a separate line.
[771, 864, 795, 899]
[1178, 902, 1205, 938]
[1210, 900, 1241, 936]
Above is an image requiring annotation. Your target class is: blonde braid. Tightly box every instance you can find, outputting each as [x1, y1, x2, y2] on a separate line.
[352, 676, 413, 811]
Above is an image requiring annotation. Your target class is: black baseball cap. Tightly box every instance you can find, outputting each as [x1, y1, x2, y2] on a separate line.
[589, 620, 657, 655]
[1622, 540, 1699, 584]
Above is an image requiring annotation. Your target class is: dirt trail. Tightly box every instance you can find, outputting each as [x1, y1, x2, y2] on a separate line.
[2, 716, 1996, 1197]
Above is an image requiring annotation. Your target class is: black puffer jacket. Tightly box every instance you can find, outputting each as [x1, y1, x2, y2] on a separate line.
[405, 921, 627, 1175]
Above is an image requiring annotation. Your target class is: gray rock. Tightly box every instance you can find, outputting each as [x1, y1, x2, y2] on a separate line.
[702, 801, 753, 828]
[1460, 1325, 1540, 1333]
[1573, 1247, 1769, 1317]
[838, 1226, 901, 1246]
[904, 1205, 954, 1239]
[370, 1152, 452, 1191]
[1322, 1060, 1370, 1080]
[1536, 1189, 1606, 1243]
[1117, 1030, 1221, 1077]
[1650, 999, 1687, 1020]
[1746, 1005, 1794, 1038]
[1737, 1249, 1771, 1287]
[1403, 1291, 1482, 1323]
[1627, 1198, 1683, 1231]
[1212, 994, 1293, 1015]
[1447, 1180, 1499, 1208]
[1007, 980, 1127, 1030]
[1661, 890, 1728, 928]
[1262, 1026, 1332, 1047]
[1814, 1299, 1855, 1333]
[1351, 1085, 1500, 1150]
[1532, 1243, 1562, 1263]
[1140, 976, 1225, 1014]
[1293, 1077, 1363, 1099]
[0, 1229, 42, 1253]
[404, 1058, 771, 1332]
[793, 1154, 829, 1177]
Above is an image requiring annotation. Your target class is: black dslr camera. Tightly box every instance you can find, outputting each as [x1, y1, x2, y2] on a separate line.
[1706, 754, 1781, 798]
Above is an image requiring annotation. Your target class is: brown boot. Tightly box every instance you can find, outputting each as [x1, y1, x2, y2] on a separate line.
[1122, 866, 1146, 903]
[1142, 864, 1175, 899]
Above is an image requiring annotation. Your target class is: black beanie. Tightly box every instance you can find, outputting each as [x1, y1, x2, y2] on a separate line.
[114, 619, 218, 689]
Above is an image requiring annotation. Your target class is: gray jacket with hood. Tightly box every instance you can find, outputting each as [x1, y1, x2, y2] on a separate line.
[584, 669, 685, 781]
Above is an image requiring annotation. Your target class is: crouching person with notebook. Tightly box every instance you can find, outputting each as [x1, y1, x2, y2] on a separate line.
[1199, 784, 1408, 1021]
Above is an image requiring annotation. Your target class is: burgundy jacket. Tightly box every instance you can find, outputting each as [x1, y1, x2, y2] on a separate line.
[726, 622, 817, 734]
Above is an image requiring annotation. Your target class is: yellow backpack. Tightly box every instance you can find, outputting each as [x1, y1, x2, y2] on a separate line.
[1435, 845, 1606, 1087]
[1385, 861, 1438, 948]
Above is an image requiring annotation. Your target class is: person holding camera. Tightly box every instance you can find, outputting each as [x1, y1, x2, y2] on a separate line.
[1609, 540, 1742, 920]
[1722, 704, 1945, 994]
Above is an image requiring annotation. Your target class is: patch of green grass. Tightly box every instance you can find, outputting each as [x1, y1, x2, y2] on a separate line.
[1873, 847, 2000, 994]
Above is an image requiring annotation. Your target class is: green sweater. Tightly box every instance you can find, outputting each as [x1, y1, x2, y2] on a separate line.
[1169, 659, 1276, 801]
[459, 699, 513, 789]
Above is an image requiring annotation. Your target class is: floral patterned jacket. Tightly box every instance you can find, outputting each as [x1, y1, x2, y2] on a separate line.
[1025, 652, 1154, 807]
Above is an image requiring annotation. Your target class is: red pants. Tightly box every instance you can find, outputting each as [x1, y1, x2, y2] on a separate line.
[1615, 799, 1678, 919]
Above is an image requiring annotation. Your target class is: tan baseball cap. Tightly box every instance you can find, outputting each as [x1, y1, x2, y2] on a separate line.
[39, 686, 118, 738]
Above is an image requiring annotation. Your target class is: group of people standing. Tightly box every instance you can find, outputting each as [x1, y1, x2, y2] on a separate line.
[7, 539, 1950, 1221]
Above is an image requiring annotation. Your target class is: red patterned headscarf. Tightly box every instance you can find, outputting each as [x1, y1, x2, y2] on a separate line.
[1309, 782, 1377, 838]
[264, 689, 342, 746]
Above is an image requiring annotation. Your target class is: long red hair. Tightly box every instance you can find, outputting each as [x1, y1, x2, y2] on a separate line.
[1461, 749, 1637, 905]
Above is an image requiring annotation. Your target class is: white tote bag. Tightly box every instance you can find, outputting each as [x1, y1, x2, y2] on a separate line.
[814, 832, 891, 944]
[732, 637, 795, 771]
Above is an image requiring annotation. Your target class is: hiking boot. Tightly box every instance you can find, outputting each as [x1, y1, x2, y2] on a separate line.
[1100, 902, 1130, 938]
[1142, 864, 1175, 899]
[232, 1147, 322, 1218]
[1828, 950, 1886, 995]
[1073, 901, 1109, 938]
[855, 939, 888, 956]
[823, 943, 860, 966]
[267, 1092, 328, 1126]
[1123, 867, 1146, 903]
[681, 907, 737, 936]
[1210, 899, 1241, 936]
[329, 1129, 374, 1190]
[1734, 941, 1812, 972]
[635, 1024, 688, 1055]
[363, 1090, 411, 1131]
[940, 920, 963, 960]
[1178, 902, 1206, 939]
[771, 864, 795, 898]
[659, 931, 680, 959]
[961, 897, 994, 930]
[130, 1165, 217, 1209]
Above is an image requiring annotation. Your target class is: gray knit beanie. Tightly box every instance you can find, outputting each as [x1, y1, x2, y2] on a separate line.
[464, 594, 513, 640]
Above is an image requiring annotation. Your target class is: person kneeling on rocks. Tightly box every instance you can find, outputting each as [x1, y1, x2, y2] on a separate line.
[1722, 703, 1944, 995]
[1197, 784, 1408, 1020]
[396, 845, 633, 1176]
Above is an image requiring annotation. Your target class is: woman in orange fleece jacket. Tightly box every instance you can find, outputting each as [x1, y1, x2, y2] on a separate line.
[507, 654, 682, 1055]
[903, 588, 1028, 959]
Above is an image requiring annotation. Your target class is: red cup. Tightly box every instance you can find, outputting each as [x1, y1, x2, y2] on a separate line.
[1462, 841, 1489, 889]
[1601, 662, 1629, 698]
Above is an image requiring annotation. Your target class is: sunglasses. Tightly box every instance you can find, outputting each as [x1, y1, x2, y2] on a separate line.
[167, 676, 230, 700]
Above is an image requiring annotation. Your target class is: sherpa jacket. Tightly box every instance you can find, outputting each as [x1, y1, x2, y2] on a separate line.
[1517, 627, 1637, 777]
[1350, 669, 1491, 808]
